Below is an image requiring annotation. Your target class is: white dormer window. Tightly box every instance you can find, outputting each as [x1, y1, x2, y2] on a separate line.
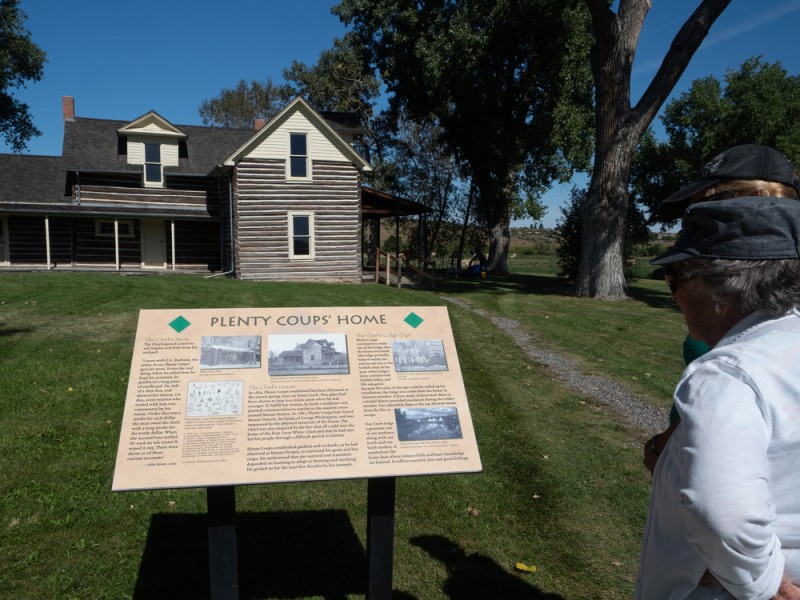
[144, 143, 163, 187]
[288, 132, 310, 180]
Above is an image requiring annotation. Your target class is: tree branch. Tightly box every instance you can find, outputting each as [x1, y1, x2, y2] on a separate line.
[633, 0, 732, 130]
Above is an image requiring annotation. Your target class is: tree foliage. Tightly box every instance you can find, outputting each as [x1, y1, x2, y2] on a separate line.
[198, 79, 294, 128]
[0, 0, 45, 152]
[632, 57, 800, 226]
[334, 0, 594, 273]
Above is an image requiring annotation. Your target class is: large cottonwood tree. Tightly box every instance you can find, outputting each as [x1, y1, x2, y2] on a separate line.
[574, 0, 731, 299]
[335, 0, 595, 273]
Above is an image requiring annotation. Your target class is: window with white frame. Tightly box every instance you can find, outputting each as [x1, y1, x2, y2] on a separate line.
[95, 219, 134, 238]
[288, 212, 314, 259]
[288, 133, 310, 179]
[144, 142, 163, 187]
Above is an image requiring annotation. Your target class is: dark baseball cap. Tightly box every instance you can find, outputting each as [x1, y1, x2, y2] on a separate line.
[662, 144, 800, 206]
[651, 196, 800, 265]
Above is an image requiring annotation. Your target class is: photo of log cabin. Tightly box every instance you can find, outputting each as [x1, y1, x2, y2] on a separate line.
[267, 333, 349, 376]
[200, 335, 261, 369]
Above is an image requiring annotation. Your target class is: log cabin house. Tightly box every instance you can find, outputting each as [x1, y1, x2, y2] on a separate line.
[0, 96, 425, 281]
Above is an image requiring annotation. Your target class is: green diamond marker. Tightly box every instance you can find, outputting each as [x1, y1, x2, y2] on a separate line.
[169, 315, 191, 333]
[404, 312, 423, 328]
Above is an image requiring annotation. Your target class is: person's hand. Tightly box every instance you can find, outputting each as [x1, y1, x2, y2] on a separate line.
[643, 420, 680, 474]
[773, 576, 800, 600]
[702, 572, 800, 599]
[643, 434, 660, 473]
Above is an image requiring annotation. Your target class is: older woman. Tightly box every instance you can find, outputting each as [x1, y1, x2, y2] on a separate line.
[637, 197, 800, 599]
[644, 144, 800, 471]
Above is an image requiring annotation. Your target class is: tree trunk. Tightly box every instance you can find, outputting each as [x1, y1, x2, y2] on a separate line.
[487, 216, 510, 274]
[575, 0, 732, 299]
[573, 142, 635, 299]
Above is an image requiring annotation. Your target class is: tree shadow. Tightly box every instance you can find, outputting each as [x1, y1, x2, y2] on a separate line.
[133, 509, 367, 600]
[410, 535, 565, 600]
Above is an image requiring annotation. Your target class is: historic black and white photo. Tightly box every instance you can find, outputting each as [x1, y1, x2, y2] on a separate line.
[394, 407, 463, 441]
[391, 339, 448, 372]
[200, 335, 261, 369]
[268, 333, 349, 376]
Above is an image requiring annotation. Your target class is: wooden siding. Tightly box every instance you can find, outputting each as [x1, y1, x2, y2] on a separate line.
[74, 218, 140, 265]
[127, 137, 180, 167]
[4, 215, 221, 270]
[234, 159, 361, 282]
[245, 112, 349, 165]
[169, 220, 222, 270]
[76, 173, 221, 212]
[8, 215, 73, 263]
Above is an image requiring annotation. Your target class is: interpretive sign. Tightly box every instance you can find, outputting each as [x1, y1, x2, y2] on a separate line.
[112, 306, 482, 491]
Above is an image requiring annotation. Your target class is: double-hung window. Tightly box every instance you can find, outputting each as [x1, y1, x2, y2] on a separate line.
[289, 212, 314, 259]
[144, 143, 163, 186]
[288, 133, 309, 179]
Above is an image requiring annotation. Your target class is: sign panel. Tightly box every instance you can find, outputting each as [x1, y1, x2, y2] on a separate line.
[112, 306, 482, 491]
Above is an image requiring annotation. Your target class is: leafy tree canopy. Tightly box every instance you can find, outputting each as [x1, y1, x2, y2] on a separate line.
[334, 0, 594, 272]
[632, 56, 800, 226]
[198, 79, 294, 128]
[0, 0, 45, 152]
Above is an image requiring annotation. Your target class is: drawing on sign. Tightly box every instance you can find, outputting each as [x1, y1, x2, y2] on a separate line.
[394, 407, 463, 441]
[200, 335, 261, 370]
[391, 339, 448, 372]
[186, 380, 244, 417]
[268, 333, 350, 376]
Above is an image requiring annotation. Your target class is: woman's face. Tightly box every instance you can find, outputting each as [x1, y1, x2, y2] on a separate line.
[665, 262, 748, 347]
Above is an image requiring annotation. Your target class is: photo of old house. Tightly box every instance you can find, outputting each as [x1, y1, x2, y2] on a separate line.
[268, 333, 349, 376]
[394, 407, 463, 441]
[200, 335, 261, 369]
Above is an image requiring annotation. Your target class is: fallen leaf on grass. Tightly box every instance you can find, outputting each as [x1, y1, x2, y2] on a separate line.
[515, 562, 537, 573]
[532, 494, 541, 500]
[611, 560, 623, 567]
[466, 506, 480, 516]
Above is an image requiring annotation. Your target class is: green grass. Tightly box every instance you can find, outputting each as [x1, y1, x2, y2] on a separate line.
[0, 265, 684, 599]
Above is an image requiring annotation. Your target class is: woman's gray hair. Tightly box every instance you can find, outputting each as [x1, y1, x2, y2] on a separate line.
[687, 258, 800, 314]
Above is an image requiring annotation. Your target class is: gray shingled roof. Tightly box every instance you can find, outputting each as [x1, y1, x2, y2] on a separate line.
[0, 154, 68, 203]
[62, 117, 255, 175]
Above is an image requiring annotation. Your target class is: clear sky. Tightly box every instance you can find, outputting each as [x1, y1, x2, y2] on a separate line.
[4, 0, 800, 228]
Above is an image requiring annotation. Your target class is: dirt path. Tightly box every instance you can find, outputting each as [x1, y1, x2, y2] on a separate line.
[443, 296, 669, 436]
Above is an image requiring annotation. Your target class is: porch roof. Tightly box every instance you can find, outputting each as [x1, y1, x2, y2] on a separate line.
[361, 186, 430, 218]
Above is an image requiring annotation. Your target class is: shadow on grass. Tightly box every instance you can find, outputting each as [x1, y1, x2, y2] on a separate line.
[411, 535, 565, 600]
[134, 510, 367, 600]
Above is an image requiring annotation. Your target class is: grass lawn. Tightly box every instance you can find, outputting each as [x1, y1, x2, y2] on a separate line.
[0, 263, 685, 599]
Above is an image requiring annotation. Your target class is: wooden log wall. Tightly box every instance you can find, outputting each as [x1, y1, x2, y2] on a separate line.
[234, 158, 362, 282]
[169, 220, 222, 270]
[77, 173, 221, 212]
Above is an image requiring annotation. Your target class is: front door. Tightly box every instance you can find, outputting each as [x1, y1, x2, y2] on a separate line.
[141, 219, 165, 268]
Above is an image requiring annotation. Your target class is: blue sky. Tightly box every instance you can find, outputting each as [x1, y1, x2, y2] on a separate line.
[4, 0, 800, 227]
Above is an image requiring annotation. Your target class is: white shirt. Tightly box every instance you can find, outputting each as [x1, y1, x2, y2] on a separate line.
[637, 308, 800, 600]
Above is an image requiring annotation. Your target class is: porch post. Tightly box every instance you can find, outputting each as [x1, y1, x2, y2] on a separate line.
[114, 218, 120, 271]
[45, 216, 52, 269]
[171, 220, 176, 271]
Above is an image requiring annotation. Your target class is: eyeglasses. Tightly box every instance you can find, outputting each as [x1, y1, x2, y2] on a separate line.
[663, 264, 697, 294]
